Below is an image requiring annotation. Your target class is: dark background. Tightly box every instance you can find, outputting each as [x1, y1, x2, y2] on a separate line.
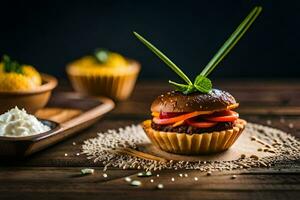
[1, 0, 299, 81]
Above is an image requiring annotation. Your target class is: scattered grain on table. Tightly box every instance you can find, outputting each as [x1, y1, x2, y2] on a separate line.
[81, 123, 300, 172]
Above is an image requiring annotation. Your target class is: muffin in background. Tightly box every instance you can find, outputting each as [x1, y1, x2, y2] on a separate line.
[66, 49, 140, 101]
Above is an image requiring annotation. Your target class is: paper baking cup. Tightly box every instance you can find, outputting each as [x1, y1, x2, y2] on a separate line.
[142, 119, 247, 155]
[67, 62, 140, 101]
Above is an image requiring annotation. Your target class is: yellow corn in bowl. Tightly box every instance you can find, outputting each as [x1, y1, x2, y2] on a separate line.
[0, 55, 57, 114]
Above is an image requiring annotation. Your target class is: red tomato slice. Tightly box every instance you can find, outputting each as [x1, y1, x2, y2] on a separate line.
[204, 111, 239, 122]
[186, 119, 217, 128]
[153, 111, 213, 125]
[159, 112, 186, 119]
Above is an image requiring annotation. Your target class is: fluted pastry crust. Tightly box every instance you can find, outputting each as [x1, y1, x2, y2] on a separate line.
[142, 119, 247, 155]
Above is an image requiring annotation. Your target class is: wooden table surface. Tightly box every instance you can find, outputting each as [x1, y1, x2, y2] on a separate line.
[1, 80, 300, 200]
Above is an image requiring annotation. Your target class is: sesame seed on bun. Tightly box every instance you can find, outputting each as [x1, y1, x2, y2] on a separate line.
[151, 89, 238, 113]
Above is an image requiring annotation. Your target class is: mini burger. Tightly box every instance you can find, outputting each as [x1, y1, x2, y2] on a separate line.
[142, 90, 246, 154]
[134, 6, 261, 154]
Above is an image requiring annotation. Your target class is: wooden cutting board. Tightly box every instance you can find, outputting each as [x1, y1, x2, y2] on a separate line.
[0, 92, 115, 157]
[36, 108, 83, 123]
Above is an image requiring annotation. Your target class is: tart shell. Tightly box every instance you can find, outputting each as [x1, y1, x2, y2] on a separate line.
[142, 119, 247, 155]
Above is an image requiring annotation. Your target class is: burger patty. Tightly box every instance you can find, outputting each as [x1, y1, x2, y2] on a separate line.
[151, 121, 235, 134]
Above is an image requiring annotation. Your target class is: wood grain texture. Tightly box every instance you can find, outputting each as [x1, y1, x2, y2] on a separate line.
[0, 80, 299, 200]
[35, 108, 82, 123]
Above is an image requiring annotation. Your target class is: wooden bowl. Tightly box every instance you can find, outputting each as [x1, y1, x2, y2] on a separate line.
[0, 73, 58, 114]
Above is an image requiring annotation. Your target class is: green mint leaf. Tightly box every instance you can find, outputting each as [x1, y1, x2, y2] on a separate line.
[193, 75, 212, 93]
[2, 55, 23, 74]
[3, 55, 11, 72]
[12, 61, 22, 74]
[169, 80, 195, 94]
[94, 48, 109, 64]
[133, 32, 192, 85]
